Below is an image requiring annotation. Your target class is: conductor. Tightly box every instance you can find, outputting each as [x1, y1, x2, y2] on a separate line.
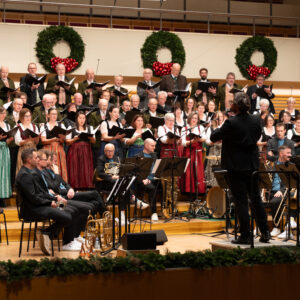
[210, 92, 270, 244]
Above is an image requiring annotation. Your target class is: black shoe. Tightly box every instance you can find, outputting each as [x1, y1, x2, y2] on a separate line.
[259, 231, 271, 243]
[231, 236, 251, 245]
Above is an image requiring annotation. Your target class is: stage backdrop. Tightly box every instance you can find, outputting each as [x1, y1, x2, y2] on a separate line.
[0, 23, 300, 82]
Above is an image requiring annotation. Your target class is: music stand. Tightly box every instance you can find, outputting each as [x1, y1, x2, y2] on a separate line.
[155, 157, 190, 223]
[211, 169, 237, 239]
[275, 163, 300, 243]
[124, 157, 154, 227]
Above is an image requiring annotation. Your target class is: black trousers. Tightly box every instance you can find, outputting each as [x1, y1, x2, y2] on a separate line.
[135, 180, 158, 213]
[30, 205, 75, 244]
[226, 170, 269, 237]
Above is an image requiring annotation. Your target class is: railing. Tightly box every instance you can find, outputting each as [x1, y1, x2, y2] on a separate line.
[0, 0, 300, 37]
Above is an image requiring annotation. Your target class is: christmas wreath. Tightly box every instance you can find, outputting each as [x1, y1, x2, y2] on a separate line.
[235, 36, 277, 80]
[141, 31, 186, 77]
[35, 26, 85, 73]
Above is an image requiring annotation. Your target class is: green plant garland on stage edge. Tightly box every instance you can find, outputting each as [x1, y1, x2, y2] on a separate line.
[141, 31, 186, 70]
[1, 246, 300, 283]
[235, 36, 277, 80]
[35, 25, 85, 73]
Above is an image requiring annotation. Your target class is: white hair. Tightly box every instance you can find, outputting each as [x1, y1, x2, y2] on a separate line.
[158, 91, 168, 98]
[259, 98, 270, 107]
[164, 112, 175, 121]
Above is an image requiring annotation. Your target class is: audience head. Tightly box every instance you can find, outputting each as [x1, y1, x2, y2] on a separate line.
[143, 68, 153, 81]
[264, 114, 275, 127]
[101, 89, 111, 101]
[36, 149, 50, 170]
[0, 66, 9, 79]
[98, 98, 108, 111]
[13, 98, 24, 113]
[226, 72, 236, 86]
[275, 122, 286, 139]
[73, 93, 83, 106]
[104, 143, 115, 159]
[42, 94, 54, 110]
[114, 75, 123, 87]
[85, 68, 95, 81]
[19, 108, 32, 124]
[0, 106, 7, 121]
[259, 99, 270, 113]
[278, 145, 292, 163]
[144, 138, 156, 154]
[121, 100, 131, 112]
[187, 111, 199, 126]
[108, 105, 119, 121]
[256, 74, 265, 86]
[75, 111, 87, 129]
[231, 92, 250, 114]
[21, 148, 37, 168]
[130, 94, 140, 109]
[27, 63, 37, 76]
[131, 114, 144, 129]
[171, 63, 181, 77]
[164, 112, 175, 130]
[148, 98, 158, 112]
[199, 68, 208, 80]
[157, 91, 167, 106]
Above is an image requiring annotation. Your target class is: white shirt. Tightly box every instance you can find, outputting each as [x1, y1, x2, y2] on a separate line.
[181, 124, 206, 147]
[15, 123, 39, 146]
[157, 125, 180, 144]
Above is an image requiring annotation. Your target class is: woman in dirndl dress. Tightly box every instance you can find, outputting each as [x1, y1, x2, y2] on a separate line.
[181, 112, 206, 195]
[41, 107, 68, 182]
[14, 108, 39, 175]
[0, 107, 14, 207]
[66, 111, 96, 189]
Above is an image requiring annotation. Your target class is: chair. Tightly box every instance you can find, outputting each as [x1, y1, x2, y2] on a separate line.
[0, 208, 9, 245]
[15, 192, 57, 257]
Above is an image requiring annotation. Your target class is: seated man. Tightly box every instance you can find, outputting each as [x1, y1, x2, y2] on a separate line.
[267, 122, 295, 162]
[31, 149, 93, 251]
[44, 151, 106, 217]
[96, 143, 133, 225]
[16, 148, 81, 255]
[134, 138, 159, 221]
[268, 145, 297, 239]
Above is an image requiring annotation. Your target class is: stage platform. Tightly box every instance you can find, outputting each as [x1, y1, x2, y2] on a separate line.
[210, 237, 295, 251]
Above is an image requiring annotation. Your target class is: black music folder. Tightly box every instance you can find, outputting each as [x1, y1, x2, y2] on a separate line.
[24, 74, 47, 86]
[149, 116, 164, 128]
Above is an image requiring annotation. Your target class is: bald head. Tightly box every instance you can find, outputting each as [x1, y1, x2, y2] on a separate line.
[0, 66, 9, 79]
[144, 138, 156, 154]
[73, 93, 83, 106]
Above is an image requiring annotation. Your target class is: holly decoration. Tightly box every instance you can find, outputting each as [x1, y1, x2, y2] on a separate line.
[35, 26, 85, 73]
[50, 57, 79, 73]
[235, 36, 277, 80]
[141, 31, 185, 77]
[152, 61, 173, 77]
[246, 64, 271, 81]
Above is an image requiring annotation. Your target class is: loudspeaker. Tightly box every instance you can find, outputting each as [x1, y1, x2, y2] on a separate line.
[121, 232, 157, 250]
[145, 230, 168, 245]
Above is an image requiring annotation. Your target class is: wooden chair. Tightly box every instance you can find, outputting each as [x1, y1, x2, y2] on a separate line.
[0, 208, 8, 245]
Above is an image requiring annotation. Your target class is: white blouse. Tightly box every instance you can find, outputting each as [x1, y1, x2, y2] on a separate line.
[157, 125, 180, 144]
[181, 124, 206, 147]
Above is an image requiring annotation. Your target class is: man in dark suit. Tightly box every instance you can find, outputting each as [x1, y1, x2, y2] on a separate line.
[45, 63, 76, 106]
[20, 62, 45, 105]
[137, 68, 160, 109]
[0, 66, 16, 104]
[134, 138, 159, 221]
[31, 149, 93, 250]
[32, 94, 57, 125]
[77, 68, 102, 106]
[160, 63, 187, 106]
[246, 74, 275, 114]
[107, 75, 128, 106]
[15, 148, 80, 255]
[210, 92, 270, 244]
[267, 122, 295, 162]
[157, 91, 171, 113]
[191, 68, 216, 105]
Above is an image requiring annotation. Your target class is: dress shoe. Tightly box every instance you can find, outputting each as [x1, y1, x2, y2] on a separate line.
[259, 231, 271, 243]
[231, 236, 251, 245]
